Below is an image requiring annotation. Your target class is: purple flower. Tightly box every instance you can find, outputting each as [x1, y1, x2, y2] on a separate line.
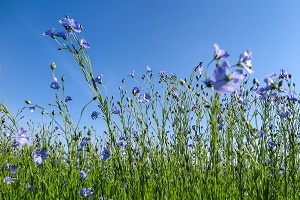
[3, 177, 14, 184]
[238, 50, 254, 74]
[29, 106, 35, 113]
[210, 61, 244, 93]
[267, 141, 277, 147]
[117, 140, 124, 147]
[100, 147, 111, 162]
[91, 111, 99, 120]
[79, 171, 87, 179]
[213, 43, 229, 60]
[54, 30, 72, 40]
[79, 187, 93, 197]
[3, 164, 9, 170]
[254, 131, 264, 138]
[80, 39, 90, 49]
[33, 149, 50, 165]
[65, 96, 72, 102]
[264, 73, 276, 86]
[112, 106, 120, 114]
[280, 69, 289, 80]
[197, 62, 203, 75]
[132, 87, 140, 96]
[127, 70, 135, 78]
[146, 66, 152, 72]
[158, 70, 166, 77]
[59, 18, 82, 33]
[50, 78, 60, 90]
[13, 128, 29, 147]
[95, 74, 103, 83]
[43, 28, 55, 38]
[10, 165, 17, 174]
[144, 93, 151, 102]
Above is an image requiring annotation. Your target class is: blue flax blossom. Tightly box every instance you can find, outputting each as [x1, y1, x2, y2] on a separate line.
[50, 77, 60, 90]
[100, 147, 111, 162]
[79, 187, 93, 197]
[112, 106, 120, 114]
[132, 87, 140, 96]
[55, 30, 72, 40]
[10, 165, 17, 174]
[213, 43, 229, 60]
[267, 141, 277, 147]
[264, 73, 276, 86]
[65, 96, 72, 102]
[13, 128, 29, 147]
[29, 106, 35, 113]
[33, 149, 50, 165]
[158, 70, 166, 77]
[43, 28, 55, 38]
[137, 93, 151, 103]
[238, 50, 254, 74]
[95, 74, 103, 83]
[3, 177, 14, 184]
[80, 39, 90, 49]
[146, 66, 152, 72]
[280, 69, 289, 80]
[210, 61, 244, 93]
[59, 18, 82, 33]
[197, 62, 203, 75]
[79, 171, 88, 179]
[91, 111, 99, 120]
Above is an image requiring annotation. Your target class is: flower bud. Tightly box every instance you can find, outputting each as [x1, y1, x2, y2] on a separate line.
[61, 76, 65, 81]
[50, 62, 56, 70]
[25, 100, 31, 105]
[180, 79, 186, 86]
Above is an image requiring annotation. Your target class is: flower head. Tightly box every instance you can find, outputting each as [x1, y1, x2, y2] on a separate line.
[95, 74, 103, 83]
[13, 128, 29, 147]
[210, 61, 244, 93]
[3, 177, 14, 184]
[10, 165, 17, 174]
[79, 187, 93, 197]
[79, 171, 88, 179]
[64, 96, 72, 102]
[213, 43, 229, 60]
[33, 149, 50, 165]
[43, 28, 55, 38]
[100, 147, 111, 162]
[146, 66, 153, 72]
[238, 50, 254, 74]
[158, 70, 166, 77]
[264, 73, 276, 86]
[50, 78, 60, 90]
[91, 111, 99, 120]
[112, 106, 120, 114]
[80, 39, 90, 49]
[132, 87, 140, 96]
[280, 69, 289, 80]
[59, 18, 82, 33]
[54, 30, 72, 40]
[29, 106, 35, 113]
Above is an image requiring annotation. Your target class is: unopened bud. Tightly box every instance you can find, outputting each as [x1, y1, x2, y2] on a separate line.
[50, 62, 56, 70]
[180, 79, 186, 86]
[25, 100, 31, 105]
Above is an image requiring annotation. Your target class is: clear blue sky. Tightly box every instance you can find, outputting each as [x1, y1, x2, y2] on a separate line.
[1, 0, 300, 130]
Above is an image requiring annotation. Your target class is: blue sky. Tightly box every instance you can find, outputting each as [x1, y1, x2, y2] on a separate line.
[1, 0, 300, 131]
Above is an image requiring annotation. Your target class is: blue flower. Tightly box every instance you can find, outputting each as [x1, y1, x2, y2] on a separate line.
[79, 171, 88, 179]
[213, 43, 229, 60]
[29, 106, 35, 113]
[238, 50, 254, 74]
[146, 66, 153, 72]
[59, 18, 82, 33]
[144, 93, 151, 102]
[65, 96, 72, 102]
[43, 28, 55, 38]
[112, 106, 120, 114]
[91, 111, 99, 120]
[55, 30, 72, 40]
[158, 70, 166, 77]
[10, 165, 17, 174]
[280, 69, 289, 80]
[264, 73, 276, 86]
[79, 187, 93, 197]
[3, 177, 14, 184]
[50, 78, 60, 90]
[95, 74, 103, 83]
[100, 147, 111, 162]
[210, 61, 244, 93]
[132, 87, 140, 96]
[13, 128, 29, 147]
[267, 141, 277, 147]
[33, 149, 50, 165]
[80, 39, 90, 49]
